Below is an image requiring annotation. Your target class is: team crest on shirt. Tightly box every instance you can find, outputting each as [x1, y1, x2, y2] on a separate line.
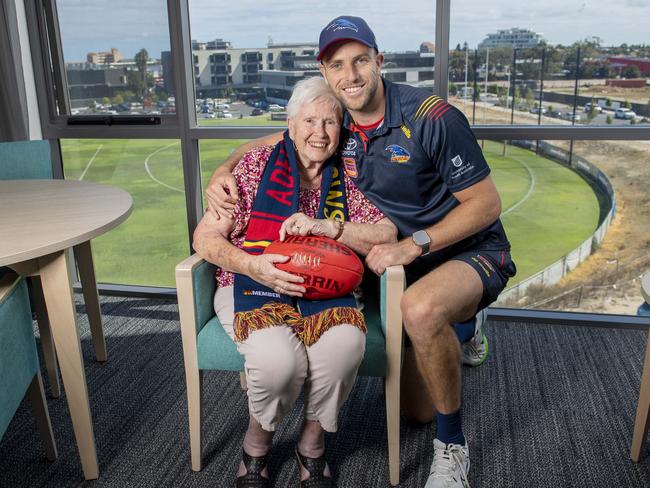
[343, 157, 358, 178]
[385, 144, 410, 163]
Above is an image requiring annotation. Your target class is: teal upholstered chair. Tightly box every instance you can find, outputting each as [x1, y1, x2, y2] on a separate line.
[0, 271, 57, 461]
[0, 140, 52, 179]
[0, 140, 61, 398]
[176, 254, 405, 486]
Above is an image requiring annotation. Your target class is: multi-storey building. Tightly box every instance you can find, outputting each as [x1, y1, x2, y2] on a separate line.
[160, 39, 436, 101]
[478, 28, 545, 50]
[86, 47, 123, 65]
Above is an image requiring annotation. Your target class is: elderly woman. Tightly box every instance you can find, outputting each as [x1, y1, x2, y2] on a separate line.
[193, 77, 397, 488]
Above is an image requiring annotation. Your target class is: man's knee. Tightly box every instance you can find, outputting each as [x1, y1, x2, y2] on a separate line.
[401, 291, 448, 340]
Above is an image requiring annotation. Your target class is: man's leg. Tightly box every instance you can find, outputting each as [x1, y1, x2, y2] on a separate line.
[400, 259, 483, 487]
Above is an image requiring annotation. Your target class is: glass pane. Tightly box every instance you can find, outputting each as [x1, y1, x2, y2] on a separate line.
[188, 2, 435, 126]
[450, 2, 650, 126]
[56, 1, 174, 116]
[490, 139, 649, 315]
[199, 139, 253, 203]
[61, 139, 187, 287]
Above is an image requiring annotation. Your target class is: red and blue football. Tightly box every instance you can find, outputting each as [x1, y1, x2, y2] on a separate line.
[264, 235, 364, 300]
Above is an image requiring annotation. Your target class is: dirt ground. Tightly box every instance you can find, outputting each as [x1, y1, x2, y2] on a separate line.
[454, 99, 650, 314]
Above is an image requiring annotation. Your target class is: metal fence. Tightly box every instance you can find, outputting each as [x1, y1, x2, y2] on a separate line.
[496, 140, 616, 304]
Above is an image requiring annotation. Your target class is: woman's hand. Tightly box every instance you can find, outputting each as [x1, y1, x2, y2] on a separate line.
[247, 254, 306, 297]
[206, 171, 239, 220]
[279, 212, 337, 241]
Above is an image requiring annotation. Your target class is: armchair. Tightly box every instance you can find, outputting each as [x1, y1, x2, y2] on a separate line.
[0, 271, 57, 461]
[176, 254, 405, 486]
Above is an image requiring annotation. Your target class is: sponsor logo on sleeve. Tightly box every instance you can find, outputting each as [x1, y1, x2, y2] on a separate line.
[385, 144, 411, 163]
[450, 154, 474, 179]
[400, 124, 412, 139]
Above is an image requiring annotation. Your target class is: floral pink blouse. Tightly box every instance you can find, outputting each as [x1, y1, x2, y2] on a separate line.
[216, 145, 385, 287]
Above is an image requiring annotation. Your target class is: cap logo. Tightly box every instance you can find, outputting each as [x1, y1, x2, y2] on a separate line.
[327, 19, 359, 32]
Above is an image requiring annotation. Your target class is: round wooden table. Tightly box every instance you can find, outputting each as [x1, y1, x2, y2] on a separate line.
[0, 179, 132, 479]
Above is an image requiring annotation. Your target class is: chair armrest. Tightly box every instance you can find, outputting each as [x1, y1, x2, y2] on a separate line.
[379, 266, 405, 368]
[380, 265, 405, 337]
[175, 253, 217, 336]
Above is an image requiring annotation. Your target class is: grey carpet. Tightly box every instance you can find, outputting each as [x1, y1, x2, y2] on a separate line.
[1, 295, 650, 487]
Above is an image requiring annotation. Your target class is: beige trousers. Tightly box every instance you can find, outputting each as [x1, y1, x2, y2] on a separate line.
[214, 286, 366, 432]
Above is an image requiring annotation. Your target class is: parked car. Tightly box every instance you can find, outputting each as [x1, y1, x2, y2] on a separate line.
[614, 108, 636, 119]
[548, 110, 563, 119]
[251, 108, 264, 116]
[204, 112, 216, 119]
[530, 107, 547, 115]
[217, 111, 233, 118]
[562, 112, 581, 122]
[268, 104, 284, 112]
[584, 103, 602, 113]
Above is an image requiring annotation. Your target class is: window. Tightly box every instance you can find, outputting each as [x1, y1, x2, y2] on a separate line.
[56, 0, 174, 116]
[449, 1, 650, 126]
[61, 139, 186, 287]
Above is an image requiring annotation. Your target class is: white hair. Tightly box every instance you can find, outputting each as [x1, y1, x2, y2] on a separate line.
[286, 76, 343, 119]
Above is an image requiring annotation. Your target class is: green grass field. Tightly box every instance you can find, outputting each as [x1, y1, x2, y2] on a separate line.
[60, 133, 600, 288]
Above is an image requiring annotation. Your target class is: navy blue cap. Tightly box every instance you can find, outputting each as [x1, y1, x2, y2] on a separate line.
[317, 16, 378, 61]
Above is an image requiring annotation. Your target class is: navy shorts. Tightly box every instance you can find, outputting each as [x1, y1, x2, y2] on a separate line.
[404, 247, 517, 312]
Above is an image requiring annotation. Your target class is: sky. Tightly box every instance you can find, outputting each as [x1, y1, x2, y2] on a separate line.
[57, 0, 650, 62]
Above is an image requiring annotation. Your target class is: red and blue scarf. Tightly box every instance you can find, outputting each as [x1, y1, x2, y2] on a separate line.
[233, 131, 365, 346]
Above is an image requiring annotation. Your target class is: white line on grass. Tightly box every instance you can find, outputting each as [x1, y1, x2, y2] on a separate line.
[144, 142, 183, 193]
[78, 144, 103, 180]
[501, 155, 537, 216]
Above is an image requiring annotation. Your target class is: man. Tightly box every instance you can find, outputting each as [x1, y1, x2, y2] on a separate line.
[207, 16, 516, 488]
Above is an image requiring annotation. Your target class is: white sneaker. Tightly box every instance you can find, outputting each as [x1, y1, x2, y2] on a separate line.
[461, 308, 488, 367]
[424, 439, 471, 488]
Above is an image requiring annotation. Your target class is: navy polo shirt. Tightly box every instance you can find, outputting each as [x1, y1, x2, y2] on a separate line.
[340, 79, 510, 261]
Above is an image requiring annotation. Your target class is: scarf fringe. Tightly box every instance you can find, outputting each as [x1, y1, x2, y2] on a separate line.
[234, 302, 302, 342]
[233, 304, 366, 346]
[301, 307, 366, 347]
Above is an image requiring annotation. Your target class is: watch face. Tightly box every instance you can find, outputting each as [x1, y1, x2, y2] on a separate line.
[412, 230, 431, 247]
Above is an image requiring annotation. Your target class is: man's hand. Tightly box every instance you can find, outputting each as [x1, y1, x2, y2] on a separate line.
[247, 254, 306, 297]
[206, 171, 239, 219]
[279, 212, 337, 241]
[366, 239, 421, 275]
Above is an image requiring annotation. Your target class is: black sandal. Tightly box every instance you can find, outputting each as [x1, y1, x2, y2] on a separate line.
[235, 449, 270, 488]
[295, 449, 332, 488]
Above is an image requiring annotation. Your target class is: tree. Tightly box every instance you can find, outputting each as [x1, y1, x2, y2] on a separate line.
[524, 87, 534, 109]
[606, 115, 612, 124]
[101, 97, 111, 107]
[624, 99, 632, 109]
[449, 82, 458, 96]
[134, 48, 150, 100]
[587, 96, 598, 121]
[111, 94, 124, 105]
[623, 65, 641, 78]
[605, 98, 612, 107]
[630, 118, 636, 125]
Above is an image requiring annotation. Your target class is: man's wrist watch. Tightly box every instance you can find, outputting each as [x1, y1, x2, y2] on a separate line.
[411, 230, 431, 256]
